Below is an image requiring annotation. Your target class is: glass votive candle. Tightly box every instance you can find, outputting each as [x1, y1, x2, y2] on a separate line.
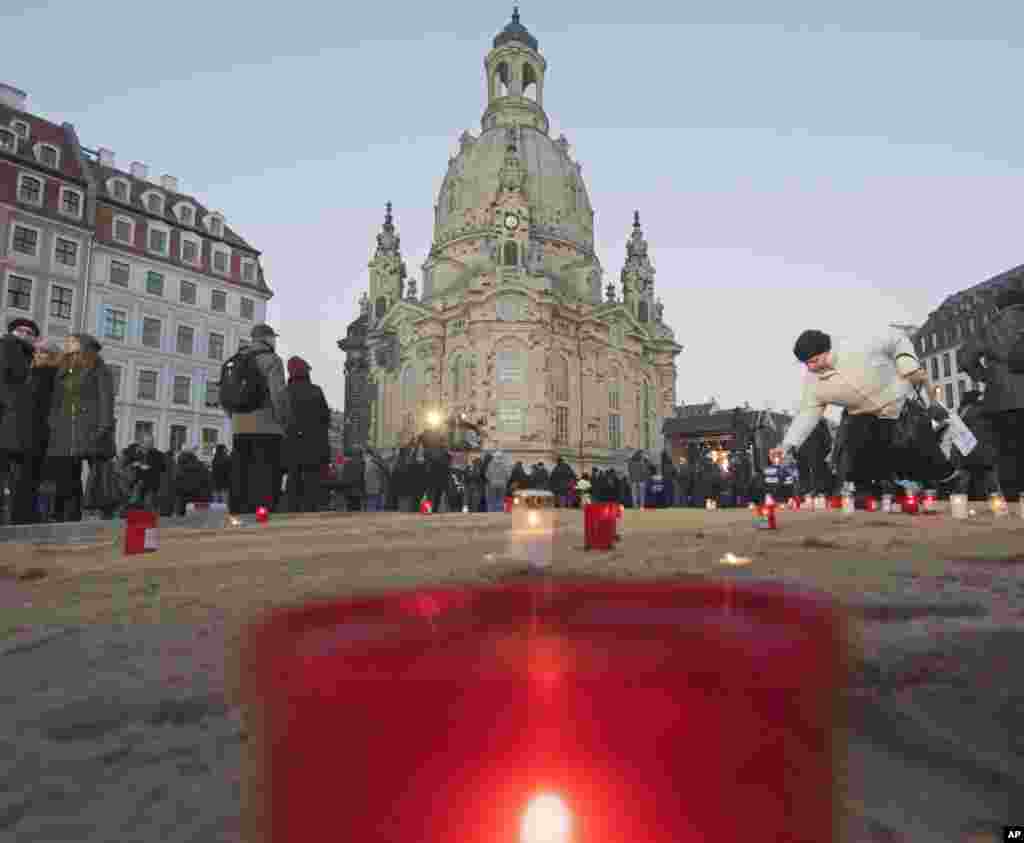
[950, 494, 968, 519]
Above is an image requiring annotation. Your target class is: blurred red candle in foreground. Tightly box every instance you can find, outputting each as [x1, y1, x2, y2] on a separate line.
[239, 579, 848, 843]
[255, 506, 269, 523]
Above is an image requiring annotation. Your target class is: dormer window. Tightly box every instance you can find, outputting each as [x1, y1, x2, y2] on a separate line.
[145, 192, 164, 215]
[206, 215, 223, 237]
[0, 128, 15, 152]
[177, 204, 194, 225]
[36, 144, 59, 168]
[10, 120, 28, 139]
[109, 178, 130, 202]
[241, 259, 256, 282]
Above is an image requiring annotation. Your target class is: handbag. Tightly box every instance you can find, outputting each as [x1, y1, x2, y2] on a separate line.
[890, 390, 932, 451]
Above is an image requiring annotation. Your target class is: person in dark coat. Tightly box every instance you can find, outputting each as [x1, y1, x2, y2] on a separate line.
[529, 462, 551, 491]
[674, 458, 694, 507]
[0, 319, 58, 524]
[796, 419, 834, 497]
[955, 390, 1002, 499]
[120, 432, 166, 510]
[466, 457, 485, 512]
[282, 356, 330, 513]
[158, 448, 178, 516]
[958, 288, 1024, 499]
[173, 449, 211, 516]
[508, 461, 528, 495]
[211, 444, 231, 503]
[548, 457, 574, 506]
[45, 333, 116, 523]
[340, 447, 366, 511]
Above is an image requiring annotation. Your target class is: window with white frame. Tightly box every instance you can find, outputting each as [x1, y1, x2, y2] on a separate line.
[59, 187, 82, 218]
[242, 259, 255, 282]
[0, 128, 15, 151]
[11, 120, 28, 139]
[5, 274, 32, 310]
[205, 380, 220, 408]
[49, 284, 73, 320]
[148, 225, 169, 255]
[36, 144, 59, 168]
[179, 280, 197, 305]
[207, 215, 223, 237]
[103, 307, 127, 342]
[113, 216, 134, 245]
[177, 205, 194, 226]
[176, 325, 194, 355]
[169, 425, 188, 453]
[208, 332, 224, 361]
[212, 248, 229, 274]
[181, 236, 200, 265]
[54, 237, 78, 267]
[137, 370, 159, 401]
[108, 363, 122, 397]
[146, 271, 164, 297]
[110, 179, 129, 202]
[145, 193, 164, 215]
[109, 259, 130, 286]
[211, 290, 227, 312]
[173, 375, 191, 405]
[134, 420, 154, 443]
[141, 317, 162, 349]
[17, 173, 43, 205]
[11, 224, 39, 256]
[240, 296, 254, 320]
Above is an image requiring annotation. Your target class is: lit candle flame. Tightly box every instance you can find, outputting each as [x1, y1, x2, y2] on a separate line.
[521, 793, 571, 843]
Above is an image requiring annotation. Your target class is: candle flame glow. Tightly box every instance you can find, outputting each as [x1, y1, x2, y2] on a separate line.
[521, 793, 571, 843]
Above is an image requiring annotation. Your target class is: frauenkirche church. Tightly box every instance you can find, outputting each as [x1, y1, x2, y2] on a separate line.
[339, 9, 681, 469]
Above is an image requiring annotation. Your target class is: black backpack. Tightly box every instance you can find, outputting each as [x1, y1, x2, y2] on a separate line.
[219, 349, 270, 413]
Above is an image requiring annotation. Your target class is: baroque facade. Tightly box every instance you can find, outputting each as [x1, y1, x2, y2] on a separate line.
[339, 11, 681, 469]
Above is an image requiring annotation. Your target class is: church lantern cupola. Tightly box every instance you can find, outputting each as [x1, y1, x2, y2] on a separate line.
[619, 210, 657, 323]
[483, 7, 549, 134]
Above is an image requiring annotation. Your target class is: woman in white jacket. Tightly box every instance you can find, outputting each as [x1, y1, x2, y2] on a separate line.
[770, 328, 946, 495]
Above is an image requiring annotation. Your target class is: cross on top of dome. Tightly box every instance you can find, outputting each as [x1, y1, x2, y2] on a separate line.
[493, 5, 539, 52]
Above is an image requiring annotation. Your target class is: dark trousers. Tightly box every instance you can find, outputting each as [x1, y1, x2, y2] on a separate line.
[990, 409, 1024, 499]
[286, 464, 323, 513]
[836, 415, 899, 492]
[51, 456, 85, 522]
[0, 450, 45, 525]
[230, 434, 282, 515]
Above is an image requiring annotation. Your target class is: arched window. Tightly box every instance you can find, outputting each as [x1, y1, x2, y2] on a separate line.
[496, 347, 524, 385]
[638, 300, 649, 323]
[375, 296, 388, 319]
[503, 240, 518, 267]
[495, 62, 510, 97]
[450, 355, 465, 400]
[522, 63, 538, 101]
[401, 365, 416, 406]
[496, 294, 524, 321]
[553, 355, 569, 403]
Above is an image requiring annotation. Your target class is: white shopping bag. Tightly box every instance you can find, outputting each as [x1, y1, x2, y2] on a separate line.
[939, 412, 977, 459]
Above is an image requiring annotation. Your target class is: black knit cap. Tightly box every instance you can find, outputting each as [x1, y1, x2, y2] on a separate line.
[7, 317, 40, 337]
[793, 329, 831, 363]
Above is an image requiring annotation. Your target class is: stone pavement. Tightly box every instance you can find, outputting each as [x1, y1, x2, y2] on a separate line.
[1, 510, 1022, 841]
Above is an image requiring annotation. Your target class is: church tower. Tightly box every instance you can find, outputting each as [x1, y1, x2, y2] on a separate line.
[368, 201, 407, 324]
[482, 6, 549, 134]
[619, 211, 657, 324]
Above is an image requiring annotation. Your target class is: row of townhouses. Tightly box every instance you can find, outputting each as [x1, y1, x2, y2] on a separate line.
[0, 83, 272, 458]
[913, 265, 1024, 412]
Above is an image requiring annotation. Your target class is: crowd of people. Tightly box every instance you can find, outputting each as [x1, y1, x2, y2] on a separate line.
[3, 296, 1021, 525]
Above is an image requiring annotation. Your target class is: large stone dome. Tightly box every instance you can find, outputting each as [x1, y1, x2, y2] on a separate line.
[435, 125, 594, 253]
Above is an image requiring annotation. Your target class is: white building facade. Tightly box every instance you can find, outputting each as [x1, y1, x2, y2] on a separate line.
[86, 152, 271, 458]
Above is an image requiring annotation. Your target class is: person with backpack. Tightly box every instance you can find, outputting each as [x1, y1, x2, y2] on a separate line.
[220, 324, 290, 515]
[958, 287, 1024, 500]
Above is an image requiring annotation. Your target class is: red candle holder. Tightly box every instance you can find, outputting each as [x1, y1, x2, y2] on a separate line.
[829, 496, 842, 510]
[864, 496, 878, 513]
[239, 580, 847, 843]
[900, 495, 919, 515]
[255, 505, 269, 523]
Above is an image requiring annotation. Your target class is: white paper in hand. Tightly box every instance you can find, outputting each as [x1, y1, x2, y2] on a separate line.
[944, 413, 977, 456]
